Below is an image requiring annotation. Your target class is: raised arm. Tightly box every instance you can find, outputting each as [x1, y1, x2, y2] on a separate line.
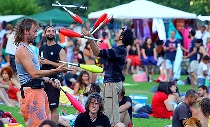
[82, 30, 100, 56]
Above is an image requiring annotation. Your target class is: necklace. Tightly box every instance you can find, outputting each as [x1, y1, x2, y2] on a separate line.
[90, 116, 97, 122]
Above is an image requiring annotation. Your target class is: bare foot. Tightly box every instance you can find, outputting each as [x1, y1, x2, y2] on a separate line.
[123, 72, 129, 75]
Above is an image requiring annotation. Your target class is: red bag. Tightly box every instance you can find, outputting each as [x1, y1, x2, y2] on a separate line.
[2, 112, 17, 123]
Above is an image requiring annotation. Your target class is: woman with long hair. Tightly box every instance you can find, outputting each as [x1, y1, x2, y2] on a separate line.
[0, 67, 21, 106]
[74, 71, 90, 96]
[141, 37, 157, 81]
[165, 82, 181, 111]
[74, 93, 111, 127]
[152, 82, 173, 119]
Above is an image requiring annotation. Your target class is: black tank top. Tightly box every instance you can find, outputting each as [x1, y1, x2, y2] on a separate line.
[198, 51, 203, 63]
[39, 44, 62, 77]
[143, 45, 154, 56]
[128, 45, 138, 55]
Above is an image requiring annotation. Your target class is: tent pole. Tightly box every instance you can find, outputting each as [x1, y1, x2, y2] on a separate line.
[50, 19, 52, 26]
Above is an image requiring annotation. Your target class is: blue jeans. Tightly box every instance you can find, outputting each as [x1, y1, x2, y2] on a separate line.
[198, 78, 205, 86]
[165, 59, 174, 69]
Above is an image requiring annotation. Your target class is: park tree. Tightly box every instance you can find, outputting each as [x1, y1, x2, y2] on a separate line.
[0, 0, 43, 15]
[151, 0, 210, 16]
[36, 0, 133, 17]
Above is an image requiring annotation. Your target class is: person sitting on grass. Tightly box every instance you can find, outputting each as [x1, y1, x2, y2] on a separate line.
[74, 92, 111, 127]
[0, 67, 21, 106]
[64, 66, 78, 90]
[164, 82, 181, 111]
[118, 86, 132, 127]
[172, 89, 198, 127]
[74, 71, 90, 96]
[0, 84, 13, 107]
[152, 82, 173, 119]
[79, 83, 101, 108]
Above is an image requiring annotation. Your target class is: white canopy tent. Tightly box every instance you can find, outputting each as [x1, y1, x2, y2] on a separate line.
[0, 15, 24, 22]
[197, 15, 210, 21]
[88, 0, 197, 19]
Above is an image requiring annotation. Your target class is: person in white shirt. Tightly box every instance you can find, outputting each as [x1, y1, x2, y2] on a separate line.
[197, 55, 210, 86]
[195, 26, 210, 48]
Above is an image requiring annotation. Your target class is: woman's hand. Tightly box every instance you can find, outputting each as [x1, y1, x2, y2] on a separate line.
[144, 56, 148, 59]
[154, 57, 157, 61]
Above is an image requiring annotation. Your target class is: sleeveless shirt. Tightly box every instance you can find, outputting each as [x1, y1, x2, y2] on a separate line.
[16, 43, 40, 85]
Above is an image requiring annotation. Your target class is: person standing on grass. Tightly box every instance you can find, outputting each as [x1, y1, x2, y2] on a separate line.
[197, 55, 210, 86]
[39, 26, 67, 125]
[163, 30, 188, 81]
[183, 29, 198, 89]
[82, 28, 134, 126]
[14, 18, 67, 127]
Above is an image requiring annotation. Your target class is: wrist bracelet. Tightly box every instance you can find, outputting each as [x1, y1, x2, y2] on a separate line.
[50, 78, 55, 82]
[48, 78, 51, 83]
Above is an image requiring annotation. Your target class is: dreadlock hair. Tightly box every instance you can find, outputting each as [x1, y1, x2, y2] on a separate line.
[200, 98, 210, 117]
[14, 18, 38, 45]
[85, 92, 104, 116]
[120, 28, 134, 47]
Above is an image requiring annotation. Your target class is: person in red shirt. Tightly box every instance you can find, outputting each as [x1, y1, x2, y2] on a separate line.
[0, 66, 21, 106]
[152, 82, 173, 119]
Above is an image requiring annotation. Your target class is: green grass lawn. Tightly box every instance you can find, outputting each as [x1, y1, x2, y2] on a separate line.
[0, 75, 192, 127]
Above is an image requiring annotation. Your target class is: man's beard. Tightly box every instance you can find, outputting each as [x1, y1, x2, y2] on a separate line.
[46, 35, 55, 41]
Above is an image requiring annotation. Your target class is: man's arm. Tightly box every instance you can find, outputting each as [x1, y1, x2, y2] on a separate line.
[88, 39, 100, 56]
[163, 41, 170, 51]
[119, 102, 131, 113]
[183, 47, 196, 58]
[180, 45, 189, 53]
[82, 29, 100, 56]
[120, 96, 132, 113]
[16, 46, 66, 79]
